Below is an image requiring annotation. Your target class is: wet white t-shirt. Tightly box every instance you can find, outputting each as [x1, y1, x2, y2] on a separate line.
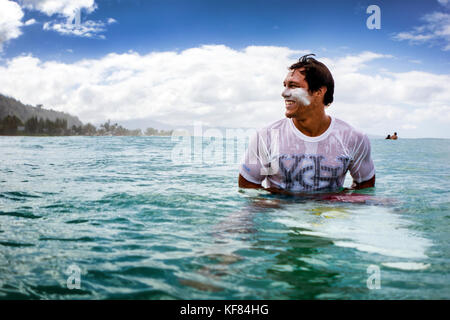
[239, 117, 375, 192]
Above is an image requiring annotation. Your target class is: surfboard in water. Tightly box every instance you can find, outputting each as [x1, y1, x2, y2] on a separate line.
[310, 192, 394, 205]
[318, 193, 380, 204]
[262, 187, 394, 205]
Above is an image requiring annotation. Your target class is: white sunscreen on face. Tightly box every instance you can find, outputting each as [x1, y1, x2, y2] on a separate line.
[290, 88, 311, 106]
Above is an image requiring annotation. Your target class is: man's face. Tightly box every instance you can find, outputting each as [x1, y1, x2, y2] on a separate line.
[281, 68, 312, 118]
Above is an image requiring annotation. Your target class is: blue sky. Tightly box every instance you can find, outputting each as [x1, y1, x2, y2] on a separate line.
[6, 0, 449, 71]
[0, 0, 449, 138]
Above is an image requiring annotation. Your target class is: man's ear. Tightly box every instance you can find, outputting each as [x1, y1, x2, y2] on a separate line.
[316, 86, 327, 97]
[313, 86, 327, 104]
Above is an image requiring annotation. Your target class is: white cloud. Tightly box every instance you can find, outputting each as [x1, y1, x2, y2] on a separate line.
[0, 0, 24, 51]
[323, 51, 393, 74]
[0, 46, 448, 138]
[19, 0, 96, 17]
[326, 53, 450, 137]
[24, 18, 36, 26]
[42, 15, 117, 39]
[19, 0, 114, 38]
[393, 1, 450, 51]
[43, 19, 107, 39]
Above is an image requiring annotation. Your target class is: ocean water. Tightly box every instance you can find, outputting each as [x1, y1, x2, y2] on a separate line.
[0, 136, 449, 299]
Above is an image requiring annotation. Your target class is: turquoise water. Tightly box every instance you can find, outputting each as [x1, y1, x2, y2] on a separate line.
[0, 136, 449, 299]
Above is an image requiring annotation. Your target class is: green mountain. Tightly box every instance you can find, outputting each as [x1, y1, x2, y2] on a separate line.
[0, 94, 82, 128]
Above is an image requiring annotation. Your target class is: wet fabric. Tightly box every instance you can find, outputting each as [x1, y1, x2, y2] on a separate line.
[239, 117, 375, 192]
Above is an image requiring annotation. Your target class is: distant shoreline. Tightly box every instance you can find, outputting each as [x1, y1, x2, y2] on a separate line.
[0, 116, 173, 137]
[1, 94, 174, 137]
[0, 134, 172, 137]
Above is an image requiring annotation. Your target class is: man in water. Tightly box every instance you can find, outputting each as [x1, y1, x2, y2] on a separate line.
[238, 54, 375, 192]
[391, 132, 398, 140]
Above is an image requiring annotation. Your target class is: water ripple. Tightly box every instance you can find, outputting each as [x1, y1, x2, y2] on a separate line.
[0, 137, 448, 299]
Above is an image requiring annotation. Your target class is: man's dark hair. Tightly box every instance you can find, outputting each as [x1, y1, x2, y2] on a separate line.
[289, 54, 334, 106]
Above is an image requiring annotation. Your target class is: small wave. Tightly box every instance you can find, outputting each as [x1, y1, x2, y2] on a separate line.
[178, 278, 223, 292]
[38, 236, 97, 242]
[95, 192, 169, 208]
[0, 210, 42, 219]
[28, 284, 91, 297]
[23, 163, 39, 168]
[23, 144, 44, 149]
[42, 202, 76, 213]
[0, 241, 34, 247]
[65, 219, 90, 224]
[119, 266, 169, 277]
[0, 191, 41, 200]
[381, 262, 431, 271]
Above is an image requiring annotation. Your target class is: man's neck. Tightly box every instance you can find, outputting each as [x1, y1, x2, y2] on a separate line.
[292, 109, 331, 137]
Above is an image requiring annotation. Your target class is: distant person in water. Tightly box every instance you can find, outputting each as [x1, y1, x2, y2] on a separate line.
[385, 134, 391, 139]
[391, 132, 398, 140]
[238, 54, 375, 192]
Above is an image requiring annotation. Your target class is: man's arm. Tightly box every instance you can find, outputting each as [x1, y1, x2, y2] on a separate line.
[351, 174, 375, 190]
[238, 174, 262, 189]
[239, 174, 294, 195]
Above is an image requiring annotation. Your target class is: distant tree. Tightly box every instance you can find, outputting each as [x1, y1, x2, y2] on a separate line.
[0, 115, 23, 135]
[71, 125, 82, 135]
[45, 118, 55, 134]
[25, 116, 39, 134]
[94, 120, 142, 136]
[38, 117, 45, 133]
[100, 120, 111, 132]
[54, 118, 67, 135]
[160, 129, 173, 136]
[129, 129, 142, 136]
[81, 123, 97, 136]
[145, 127, 158, 136]
[145, 127, 173, 136]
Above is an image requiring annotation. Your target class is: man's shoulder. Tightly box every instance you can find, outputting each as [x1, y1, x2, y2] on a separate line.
[331, 117, 371, 149]
[250, 118, 289, 141]
[260, 118, 289, 132]
[332, 117, 367, 139]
